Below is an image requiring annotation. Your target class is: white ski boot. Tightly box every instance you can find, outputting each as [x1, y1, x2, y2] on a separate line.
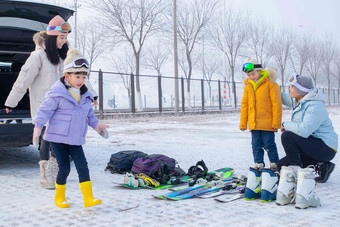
[295, 167, 321, 209]
[276, 166, 299, 205]
[244, 167, 261, 200]
[260, 168, 278, 202]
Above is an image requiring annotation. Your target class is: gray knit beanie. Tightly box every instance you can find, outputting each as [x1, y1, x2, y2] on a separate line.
[293, 76, 314, 96]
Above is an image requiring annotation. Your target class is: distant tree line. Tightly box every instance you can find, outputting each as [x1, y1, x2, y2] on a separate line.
[50, 0, 340, 109]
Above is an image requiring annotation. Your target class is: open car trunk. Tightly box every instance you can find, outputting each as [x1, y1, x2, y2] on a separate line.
[0, 0, 73, 147]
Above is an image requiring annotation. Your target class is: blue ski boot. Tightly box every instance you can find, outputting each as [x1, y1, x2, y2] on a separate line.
[244, 167, 261, 200]
[260, 168, 278, 202]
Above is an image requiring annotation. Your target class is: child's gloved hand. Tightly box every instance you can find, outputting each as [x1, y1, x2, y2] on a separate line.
[95, 124, 110, 139]
[32, 127, 42, 147]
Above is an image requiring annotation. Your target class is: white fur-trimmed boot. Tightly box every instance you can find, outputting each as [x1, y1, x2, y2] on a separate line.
[276, 166, 299, 206]
[244, 167, 261, 200]
[260, 168, 278, 202]
[295, 167, 321, 209]
[39, 160, 55, 189]
[47, 156, 58, 183]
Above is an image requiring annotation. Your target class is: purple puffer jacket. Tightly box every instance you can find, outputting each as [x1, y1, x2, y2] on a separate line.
[34, 80, 98, 145]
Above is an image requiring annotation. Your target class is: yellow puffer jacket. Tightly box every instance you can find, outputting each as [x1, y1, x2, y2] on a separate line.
[239, 68, 282, 132]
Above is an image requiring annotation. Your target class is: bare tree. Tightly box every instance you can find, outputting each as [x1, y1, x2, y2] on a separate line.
[142, 41, 170, 77]
[76, 21, 111, 77]
[111, 51, 135, 93]
[175, 0, 217, 108]
[248, 21, 274, 68]
[89, 0, 166, 111]
[321, 34, 336, 105]
[271, 26, 294, 86]
[305, 39, 323, 86]
[178, 47, 189, 79]
[109, 50, 136, 107]
[197, 51, 220, 106]
[210, 5, 250, 108]
[289, 33, 312, 76]
[334, 53, 340, 101]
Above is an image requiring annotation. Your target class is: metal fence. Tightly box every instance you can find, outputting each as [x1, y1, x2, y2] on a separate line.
[88, 70, 340, 117]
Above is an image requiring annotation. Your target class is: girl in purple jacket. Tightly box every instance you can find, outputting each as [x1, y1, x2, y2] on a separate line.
[33, 49, 108, 208]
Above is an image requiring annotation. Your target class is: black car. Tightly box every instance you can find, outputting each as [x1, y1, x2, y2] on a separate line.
[0, 0, 73, 147]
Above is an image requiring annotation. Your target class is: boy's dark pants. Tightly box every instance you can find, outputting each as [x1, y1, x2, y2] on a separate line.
[51, 142, 90, 185]
[251, 130, 279, 166]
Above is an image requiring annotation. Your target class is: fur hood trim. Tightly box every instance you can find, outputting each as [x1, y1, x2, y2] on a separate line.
[33, 31, 47, 48]
[266, 68, 277, 82]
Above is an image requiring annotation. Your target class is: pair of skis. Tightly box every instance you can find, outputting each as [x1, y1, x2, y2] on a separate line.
[153, 177, 245, 201]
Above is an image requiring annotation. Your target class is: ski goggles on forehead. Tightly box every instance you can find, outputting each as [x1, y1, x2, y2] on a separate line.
[64, 58, 90, 70]
[47, 22, 72, 33]
[289, 74, 314, 93]
[242, 63, 262, 73]
[242, 63, 254, 72]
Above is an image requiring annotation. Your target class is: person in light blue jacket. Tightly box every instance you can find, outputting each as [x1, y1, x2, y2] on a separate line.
[33, 49, 109, 208]
[278, 75, 337, 183]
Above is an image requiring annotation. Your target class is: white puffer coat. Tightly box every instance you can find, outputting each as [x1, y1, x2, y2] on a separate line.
[5, 31, 97, 120]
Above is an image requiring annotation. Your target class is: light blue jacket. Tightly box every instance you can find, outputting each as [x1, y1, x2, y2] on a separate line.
[281, 88, 338, 151]
[34, 80, 98, 146]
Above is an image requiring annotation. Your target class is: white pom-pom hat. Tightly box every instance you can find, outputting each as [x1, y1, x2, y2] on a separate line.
[63, 48, 90, 74]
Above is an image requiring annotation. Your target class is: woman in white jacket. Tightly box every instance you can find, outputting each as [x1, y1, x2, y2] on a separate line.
[5, 15, 97, 189]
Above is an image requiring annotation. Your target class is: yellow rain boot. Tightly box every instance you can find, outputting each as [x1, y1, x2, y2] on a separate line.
[55, 183, 70, 208]
[79, 181, 102, 208]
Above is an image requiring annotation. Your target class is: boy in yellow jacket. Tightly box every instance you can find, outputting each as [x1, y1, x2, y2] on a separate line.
[240, 59, 282, 202]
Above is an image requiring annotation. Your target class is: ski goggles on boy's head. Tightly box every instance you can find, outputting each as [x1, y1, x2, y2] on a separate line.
[47, 22, 72, 33]
[64, 58, 90, 70]
[242, 63, 262, 73]
[288, 74, 314, 93]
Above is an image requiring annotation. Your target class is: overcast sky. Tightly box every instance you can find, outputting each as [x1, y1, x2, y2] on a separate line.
[40, 0, 339, 48]
[61, 0, 340, 70]
[233, 0, 339, 45]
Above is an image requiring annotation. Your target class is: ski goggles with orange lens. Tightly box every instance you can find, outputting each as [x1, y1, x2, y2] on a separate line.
[64, 58, 90, 70]
[289, 74, 314, 93]
[47, 22, 72, 33]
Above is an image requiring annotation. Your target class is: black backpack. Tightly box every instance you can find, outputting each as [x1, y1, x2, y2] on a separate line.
[105, 150, 148, 174]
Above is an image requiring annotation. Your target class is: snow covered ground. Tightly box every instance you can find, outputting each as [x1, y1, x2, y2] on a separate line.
[1, 107, 339, 227]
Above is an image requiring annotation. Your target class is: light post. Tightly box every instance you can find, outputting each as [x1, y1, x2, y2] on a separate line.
[73, 0, 81, 48]
[173, 0, 179, 111]
[55, 0, 81, 48]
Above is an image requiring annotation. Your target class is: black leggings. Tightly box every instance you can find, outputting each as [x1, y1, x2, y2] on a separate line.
[278, 131, 336, 170]
[51, 143, 90, 185]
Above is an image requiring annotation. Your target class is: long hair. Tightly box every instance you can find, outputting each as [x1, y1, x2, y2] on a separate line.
[45, 35, 68, 65]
